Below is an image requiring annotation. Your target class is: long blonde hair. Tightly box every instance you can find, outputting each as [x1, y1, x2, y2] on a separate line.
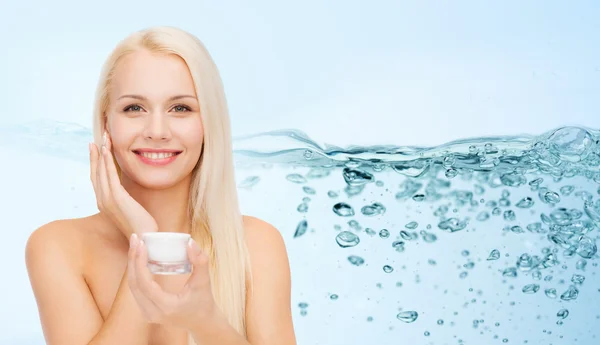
[91, 26, 251, 341]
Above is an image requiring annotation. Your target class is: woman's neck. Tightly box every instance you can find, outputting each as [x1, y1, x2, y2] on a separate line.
[121, 176, 192, 233]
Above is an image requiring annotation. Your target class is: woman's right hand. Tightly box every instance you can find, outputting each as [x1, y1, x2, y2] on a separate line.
[89, 131, 158, 239]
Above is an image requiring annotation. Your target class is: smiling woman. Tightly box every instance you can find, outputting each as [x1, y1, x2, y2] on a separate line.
[24, 26, 297, 345]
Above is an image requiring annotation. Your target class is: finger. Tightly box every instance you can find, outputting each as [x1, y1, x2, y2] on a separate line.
[135, 240, 172, 306]
[183, 239, 211, 292]
[128, 235, 161, 317]
[102, 133, 123, 197]
[127, 234, 141, 291]
[89, 143, 97, 185]
[89, 143, 100, 198]
[98, 145, 111, 201]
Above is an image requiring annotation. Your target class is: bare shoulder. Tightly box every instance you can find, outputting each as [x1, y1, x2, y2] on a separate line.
[26, 218, 83, 261]
[25, 215, 109, 345]
[241, 215, 287, 252]
[25, 215, 101, 272]
[240, 215, 291, 282]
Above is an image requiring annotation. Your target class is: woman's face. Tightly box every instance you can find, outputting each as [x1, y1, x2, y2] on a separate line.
[106, 49, 204, 190]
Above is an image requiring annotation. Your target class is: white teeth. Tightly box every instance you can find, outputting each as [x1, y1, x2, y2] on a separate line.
[139, 152, 177, 159]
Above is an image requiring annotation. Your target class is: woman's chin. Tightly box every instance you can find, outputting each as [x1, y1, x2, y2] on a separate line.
[132, 174, 187, 191]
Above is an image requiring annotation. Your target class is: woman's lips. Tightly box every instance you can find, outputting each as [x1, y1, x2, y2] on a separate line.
[133, 150, 182, 166]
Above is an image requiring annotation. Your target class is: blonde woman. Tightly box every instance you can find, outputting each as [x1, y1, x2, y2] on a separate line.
[25, 26, 296, 345]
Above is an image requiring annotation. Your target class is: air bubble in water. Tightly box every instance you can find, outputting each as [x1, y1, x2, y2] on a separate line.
[560, 185, 575, 196]
[571, 274, 585, 285]
[361, 202, 386, 216]
[286, 173, 307, 184]
[348, 220, 361, 231]
[438, 218, 468, 232]
[560, 285, 579, 301]
[396, 310, 418, 323]
[487, 249, 501, 261]
[548, 126, 594, 162]
[576, 236, 597, 259]
[400, 231, 413, 240]
[557, 309, 569, 319]
[333, 202, 355, 217]
[544, 191, 561, 204]
[522, 284, 540, 294]
[576, 259, 587, 270]
[412, 194, 426, 202]
[294, 220, 308, 238]
[516, 197, 534, 208]
[445, 168, 458, 178]
[297, 203, 309, 213]
[502, 267, 517, 277]
[379, 229, 390, 238]
[529, 178, 543, 186]
[503, 210, 516, 221]
[405, 221, 418, 229]
[303, 186, 316, 195]
[348, 255, 365, 266]
[342, 167, 374, 186]
[392, 241, 405, 252]
[420, 231, 437, 243]
[477, 211, 490, 221]
[336, 231, 360, 248]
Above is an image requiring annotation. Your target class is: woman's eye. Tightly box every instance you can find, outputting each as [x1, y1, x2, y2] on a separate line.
[173, 105, 191, 112]
[124, 105, 142, 112]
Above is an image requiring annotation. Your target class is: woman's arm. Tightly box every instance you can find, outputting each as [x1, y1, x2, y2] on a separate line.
[25, 221, 149, 345]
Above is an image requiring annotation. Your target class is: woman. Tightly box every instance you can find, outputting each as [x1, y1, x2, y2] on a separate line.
[25, 26, 296, 345]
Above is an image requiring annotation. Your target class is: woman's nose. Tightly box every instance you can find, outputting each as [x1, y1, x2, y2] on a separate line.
[143, 114, 171, 140]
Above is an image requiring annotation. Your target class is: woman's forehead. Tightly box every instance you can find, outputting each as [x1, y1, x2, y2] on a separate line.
[110, 51, 196, 99]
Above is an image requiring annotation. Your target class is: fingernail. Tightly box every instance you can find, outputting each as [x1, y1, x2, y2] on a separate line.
[102, 131, 107, 146]
[130, 233, 138, 247]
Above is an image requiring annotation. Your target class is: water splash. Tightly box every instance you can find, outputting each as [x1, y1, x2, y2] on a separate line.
[231, 124, 600, 344]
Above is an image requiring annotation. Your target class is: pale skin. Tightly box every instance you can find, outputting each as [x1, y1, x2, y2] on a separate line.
[25, 50, 297, 345]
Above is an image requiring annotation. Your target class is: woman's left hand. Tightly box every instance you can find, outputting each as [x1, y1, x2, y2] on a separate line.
[127, 234, 217, 331]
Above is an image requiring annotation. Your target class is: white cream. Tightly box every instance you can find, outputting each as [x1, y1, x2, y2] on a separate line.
[141, 232, 190, 262]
